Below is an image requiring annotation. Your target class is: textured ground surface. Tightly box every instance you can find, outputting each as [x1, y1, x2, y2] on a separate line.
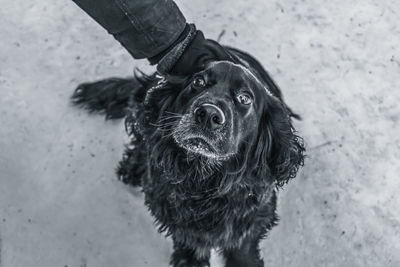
[0, 0, 399, 266]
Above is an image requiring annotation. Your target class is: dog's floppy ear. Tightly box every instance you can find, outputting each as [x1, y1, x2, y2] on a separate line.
[255, 99, 305, 186]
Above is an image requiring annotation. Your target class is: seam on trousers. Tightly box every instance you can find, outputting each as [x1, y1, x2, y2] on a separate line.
[114, 0, 156, 47]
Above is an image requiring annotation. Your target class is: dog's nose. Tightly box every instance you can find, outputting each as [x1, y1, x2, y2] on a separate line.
[194, 103, 226, 130]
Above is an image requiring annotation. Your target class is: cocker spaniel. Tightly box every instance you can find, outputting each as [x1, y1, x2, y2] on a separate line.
[72, 47, 305, 267]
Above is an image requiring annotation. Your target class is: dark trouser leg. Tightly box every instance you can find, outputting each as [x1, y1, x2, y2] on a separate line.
[71, 0, 186, 59]
[170, 239, 210, 267]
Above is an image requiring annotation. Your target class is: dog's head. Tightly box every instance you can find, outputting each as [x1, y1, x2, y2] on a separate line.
[143, 53, 304, 186]
[172, 61, 265, 160]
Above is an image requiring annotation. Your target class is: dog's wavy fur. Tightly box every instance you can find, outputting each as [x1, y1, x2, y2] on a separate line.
[72, 48, 305, 267]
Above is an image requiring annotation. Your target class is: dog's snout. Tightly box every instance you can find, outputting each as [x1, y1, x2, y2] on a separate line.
[194, 103, 226, 130]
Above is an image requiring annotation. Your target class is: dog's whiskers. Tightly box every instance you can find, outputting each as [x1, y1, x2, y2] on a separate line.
[164, 111, 182, 116]
[156, 115, 182, 122]
[150, 114, 182, 130]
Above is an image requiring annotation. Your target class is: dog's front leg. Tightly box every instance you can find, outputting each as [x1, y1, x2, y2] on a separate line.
[222, 233, 265, 267]
[170, 238, 210, 267]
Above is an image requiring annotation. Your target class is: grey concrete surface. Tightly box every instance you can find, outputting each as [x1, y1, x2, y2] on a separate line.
[0, 0, 399, 266]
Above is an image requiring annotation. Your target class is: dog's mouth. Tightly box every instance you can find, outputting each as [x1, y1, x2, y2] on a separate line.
[172, 113, 235, 159]
[180, 137, 216, 155]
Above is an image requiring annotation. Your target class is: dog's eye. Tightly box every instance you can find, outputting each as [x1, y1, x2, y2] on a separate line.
[236, 93, 252, 105]
[192, 76, 206, 88]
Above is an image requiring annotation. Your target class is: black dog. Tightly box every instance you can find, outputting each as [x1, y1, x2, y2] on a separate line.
[72, 47, 305, 267]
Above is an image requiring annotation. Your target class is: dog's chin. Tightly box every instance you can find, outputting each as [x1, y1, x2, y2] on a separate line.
[175, 136, 232, 160]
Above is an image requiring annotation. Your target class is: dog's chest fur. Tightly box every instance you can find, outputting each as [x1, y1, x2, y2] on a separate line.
[142, 160, 276, 252]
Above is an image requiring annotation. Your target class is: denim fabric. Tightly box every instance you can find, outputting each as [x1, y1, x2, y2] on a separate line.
[72, 0, 186, 58]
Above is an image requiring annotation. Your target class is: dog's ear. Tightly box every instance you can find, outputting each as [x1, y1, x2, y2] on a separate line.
[254, 99, 305, 186]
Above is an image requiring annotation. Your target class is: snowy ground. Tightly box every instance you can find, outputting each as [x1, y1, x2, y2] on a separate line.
[0, 0, 399, 266]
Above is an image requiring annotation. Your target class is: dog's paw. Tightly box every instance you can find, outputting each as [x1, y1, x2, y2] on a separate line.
[171, 258, 210, 267]
[170, 254, 210, 267]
